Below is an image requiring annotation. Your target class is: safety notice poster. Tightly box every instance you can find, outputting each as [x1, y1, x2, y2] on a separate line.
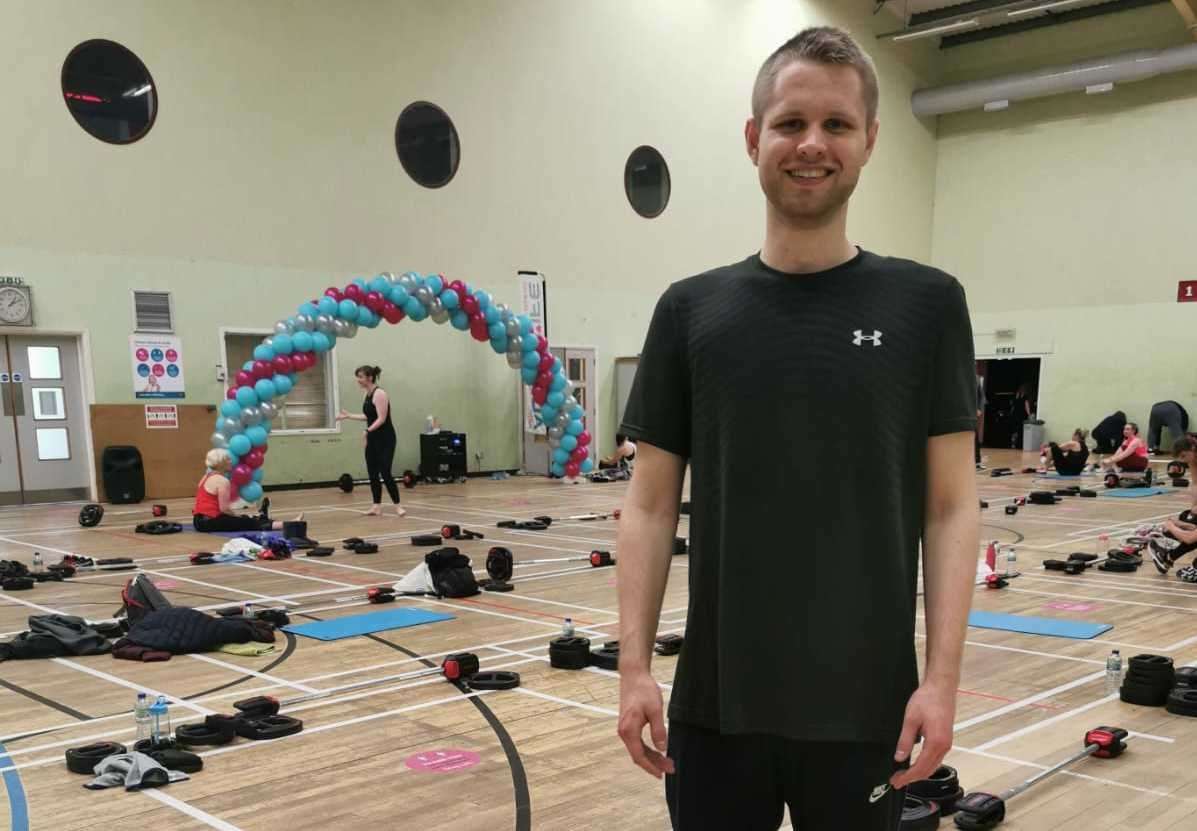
[131, 334, 185, 399]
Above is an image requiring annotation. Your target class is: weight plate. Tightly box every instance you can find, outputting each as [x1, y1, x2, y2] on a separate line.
[466, 670, 521, 690]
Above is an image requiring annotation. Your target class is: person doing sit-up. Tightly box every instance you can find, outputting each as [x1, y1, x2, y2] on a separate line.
[1148, 435, 1197, 577]
[1040, 429, 1089, 476]
[1100, 422, 1149, 473]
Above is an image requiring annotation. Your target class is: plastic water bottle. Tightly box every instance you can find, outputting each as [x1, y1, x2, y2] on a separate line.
[243, 602, 254, 619]
[562, 617, 575, 638]
[1005, 546, 1017, 575]
[1105, 650, 1123, 695]
[31, 551, 42, 571]
[134, 692, 151, 743]
[149, 695, 171, 746]
[1096, 533, 1110, 557]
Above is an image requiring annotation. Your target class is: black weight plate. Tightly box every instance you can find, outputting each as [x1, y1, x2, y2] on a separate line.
[338, 473, 354, 492]
[1129, 654, 1174, 670]
[1120, 684, 1169, 706]
[907, 764, 960, 802]
[1175, 667, 1197, 687]
[236, 715, 303, 740]
[175, 722, 235, 747]
[133, 737, 177, 754]
[466, 670, 521, 691]
[589, 646, 620, 671]
[65, 741, 127, 774]
[147, 748, 204, 774]
[901, 794, 940, 831]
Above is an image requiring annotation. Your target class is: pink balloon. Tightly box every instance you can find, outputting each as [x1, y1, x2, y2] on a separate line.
[570, 446, 587, 462]
[462, 295, 480, 316]
[226, 386, 238, 400]
[252, 360, 272, 380]
[470, 321, 489, 342]
[344, 284, 363, 303]
[578, 431, 591, 447]
[245, 449, 264, 469]
[382, 301, 403, 324]
[565, 462, 581, 478]
[364, 291, 385, 313]
[532, 387, 547, 405]
[235, 370, 253, 388]
[449, 280, 466, 295]
[538, 354, 553, 371]
[536, 336, 548, 354]
[231, 464, 253, 486]
[259, 443, 268, 455]
[272, 355, 293, 374]
[324, 287, 343, 302]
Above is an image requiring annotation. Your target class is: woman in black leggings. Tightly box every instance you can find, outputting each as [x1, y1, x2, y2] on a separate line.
[337, 365, 406, 517]
[1039, 428, 1090, 476]
[193, 449, 303, 532]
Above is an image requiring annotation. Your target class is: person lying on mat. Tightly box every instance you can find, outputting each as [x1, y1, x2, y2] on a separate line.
[599, 434, 637, 471]
[1100, 422, 1149, 473]
[193, 448, 302, 533]
[1040, 429, 1090, 476]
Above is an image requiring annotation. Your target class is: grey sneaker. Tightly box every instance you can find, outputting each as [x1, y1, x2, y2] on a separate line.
[1151, 537, 1180, 574]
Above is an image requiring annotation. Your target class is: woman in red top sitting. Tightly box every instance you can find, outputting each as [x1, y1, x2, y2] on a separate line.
[193, 449, 302, 532]
[1101, 422, 1150, 473]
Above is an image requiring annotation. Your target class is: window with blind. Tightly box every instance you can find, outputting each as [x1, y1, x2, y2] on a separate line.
[224, 332, 334, 431]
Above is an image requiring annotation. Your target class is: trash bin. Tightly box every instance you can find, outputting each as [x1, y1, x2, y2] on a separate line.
[1022, 420, 1045, 453]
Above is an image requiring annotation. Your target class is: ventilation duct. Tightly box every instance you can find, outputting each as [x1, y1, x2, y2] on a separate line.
[911, 41, 1197, 117]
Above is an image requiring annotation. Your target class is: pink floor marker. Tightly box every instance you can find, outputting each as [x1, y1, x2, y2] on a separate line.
[152, 580, 178, 590]
[1046, 601, 1098, 613]
[405, 749, 481, 773]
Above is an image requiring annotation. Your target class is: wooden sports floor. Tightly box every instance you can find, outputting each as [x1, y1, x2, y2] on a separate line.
[4, 449, 1197, 830]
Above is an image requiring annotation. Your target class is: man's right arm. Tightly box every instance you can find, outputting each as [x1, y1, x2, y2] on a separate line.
[616, 441, 686, 778]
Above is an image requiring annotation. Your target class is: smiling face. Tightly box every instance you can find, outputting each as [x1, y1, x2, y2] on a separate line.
[355, 371, 372, 390]
[745, 59, 878, 229]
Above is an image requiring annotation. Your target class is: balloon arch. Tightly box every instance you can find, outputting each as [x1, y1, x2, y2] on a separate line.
[211, 273, 592, 503]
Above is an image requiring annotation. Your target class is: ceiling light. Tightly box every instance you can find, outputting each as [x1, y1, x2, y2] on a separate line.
[892, 18, 981, 42]
[1008, 0, 1091, 18]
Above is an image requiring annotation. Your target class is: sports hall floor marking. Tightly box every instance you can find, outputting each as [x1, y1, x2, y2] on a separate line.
[142, 789, 244, 831]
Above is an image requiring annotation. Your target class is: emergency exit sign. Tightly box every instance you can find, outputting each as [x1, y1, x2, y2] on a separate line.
[1179, 281, 1197, 302]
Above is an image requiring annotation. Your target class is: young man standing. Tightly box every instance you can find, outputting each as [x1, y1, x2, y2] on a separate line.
[615, 27, 980, 830]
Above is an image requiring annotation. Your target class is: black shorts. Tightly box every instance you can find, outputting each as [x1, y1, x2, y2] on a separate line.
[664, 720, 905, 831]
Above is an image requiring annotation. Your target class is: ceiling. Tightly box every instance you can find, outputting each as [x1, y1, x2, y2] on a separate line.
[876, 0, 1174, 47]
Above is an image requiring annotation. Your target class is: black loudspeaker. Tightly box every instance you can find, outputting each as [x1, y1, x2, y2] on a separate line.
[419, 431, 467, 479]
[102, 445, 145, 504]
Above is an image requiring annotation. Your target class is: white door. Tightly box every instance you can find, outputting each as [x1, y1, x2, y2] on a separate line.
[0, 336, 90, 504]
[521, 346, 597, 476]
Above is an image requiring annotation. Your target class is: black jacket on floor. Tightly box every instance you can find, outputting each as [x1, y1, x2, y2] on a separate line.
[0, 614, 116, 662]
[118, 608, 274, 655]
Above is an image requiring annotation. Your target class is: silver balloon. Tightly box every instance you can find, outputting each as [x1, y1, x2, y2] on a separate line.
[507, 334, 524, 354]
[502, 319, 519, 339]
[209, 432, 229, 449]
[398, 273, 417, 291]
[240, 405, 263, 426]
[548, 426, 565, 441]
[414, 286, 433, 305]
[495, 303, 512, 321]
[505, 351, 523, 369]
[315, 314, 336, 334]
[274, 320, 294, 335]
[262, 336, 275, 352]
[217, 417, 240, 435]
[548, 436, 561, 449]
[554, 411, 570, 428]
[295, 314, 316, 332]
[564, 379, 576, 397]
[343, 322, 359, 338]
[259, 401, 278, 421]
[430, 300, 449, 324]
[332, 319, 349, 337]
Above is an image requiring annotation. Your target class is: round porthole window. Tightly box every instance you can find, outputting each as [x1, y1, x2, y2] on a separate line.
[395, 101, 461, 188]
[61, 39, 157, 144]
[624, 145, 671, 218]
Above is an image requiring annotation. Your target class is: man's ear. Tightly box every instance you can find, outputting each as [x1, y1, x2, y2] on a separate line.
[745, 117, 760, 167]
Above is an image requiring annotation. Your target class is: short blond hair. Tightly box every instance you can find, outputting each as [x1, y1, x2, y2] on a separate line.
[752, 26, 880, 126]
[206, 448, 232, 471]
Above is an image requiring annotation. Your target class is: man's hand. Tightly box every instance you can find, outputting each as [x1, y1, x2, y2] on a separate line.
[889, 680, 955, 789]
[617, 670, 674, 778]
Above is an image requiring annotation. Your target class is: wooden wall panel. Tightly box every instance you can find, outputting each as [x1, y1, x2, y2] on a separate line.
[90, 404, 216, 500]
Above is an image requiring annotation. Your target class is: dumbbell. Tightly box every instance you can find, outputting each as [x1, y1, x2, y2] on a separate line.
[338, 470, 418, 493]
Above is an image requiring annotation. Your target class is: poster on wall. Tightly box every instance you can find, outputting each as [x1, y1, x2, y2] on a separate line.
[144, 404, 179, 429]
[130, 334, 185, 399]
[518, 271, 548, 434]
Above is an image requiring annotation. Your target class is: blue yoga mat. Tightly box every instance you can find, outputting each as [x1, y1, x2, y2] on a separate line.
[968, 610, 1110, 639]
[283, 608, 454, 641]
[1102, 487, 1170, 498]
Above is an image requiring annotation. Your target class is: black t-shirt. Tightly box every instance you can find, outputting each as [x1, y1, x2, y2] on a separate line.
[620, 249, 976, 745]
[363, 388, 396, 443]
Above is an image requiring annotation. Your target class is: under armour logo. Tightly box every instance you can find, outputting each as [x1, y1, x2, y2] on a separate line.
[852, 329, 883, 347]
[868, 784, 890, 804]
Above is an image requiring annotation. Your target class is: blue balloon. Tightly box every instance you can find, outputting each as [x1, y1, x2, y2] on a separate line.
[252, 467, 264, 483]
[441, 289, 460, 310]
[490, 337, 508, 354]
[254, 379, 276, 401]
[292, 330, 314, 352]
[298, 302, 318, 318]
[235, 386, 259, 408]
[370, 275, 391, 295]
[522, 351, 541, 369]
[552, 448, 570, 464]
[426, 275, 443, 294]
[324, 332, 337, 349]
[561, 434, 578, 451]
[288, 373, 298, 385]
[548, 392, 564, 408]
[488, 322, 504, 339]
[569, 405, 584, 420]
[363, 310, 381, 328]
[518, 315, 533, 335]
[242, 361, 255, 372]
[261, 420, 272, 434]
[474, 290, 491, 309]
[404, 298, 428, 321]
[390, 285, 409, 306]
[318, 296, 338, 316]
[272, 333, 293, 355]
[311, 331, 332, 352]
[566, 419, 584, 436]
[550, 462, 565, 477]
[246, 425, 268, 446]
[239, 482, 263, 503]
[484, 306, 500, 324]
[253, 344, 274, 362]
[272, 374, 293, 395]
[356, 305, 374, 325]
[451, 310, 470, 330]
[540, 406, 558, 423]
[550, 374, 567, 392]
[220, 400, 241, 418]
[580, 458, 594, 474]
[338, 299, 359, 320]
[521, 336, 538, 352]
[551, 357, 562, 375]
[353, 277, 369, 289]
[229, 434, 252, 457]
[227, 453, 239, 467]
[521, 366, 538, 385]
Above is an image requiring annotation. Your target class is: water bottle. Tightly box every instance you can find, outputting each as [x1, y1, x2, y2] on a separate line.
[1095, 533, 1110, 557]
[243, 602, 254, 619]
[149, 695, 171, 746]
[1105, 650, 1122, 695]
[31, 551, 43, 571]
[562, 617, 575, 638]
[1005, 546, 1017, 575]
[134, 692, 151, 744]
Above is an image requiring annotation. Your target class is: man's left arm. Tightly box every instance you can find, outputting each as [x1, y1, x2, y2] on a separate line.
[890, 430, 979, 788]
